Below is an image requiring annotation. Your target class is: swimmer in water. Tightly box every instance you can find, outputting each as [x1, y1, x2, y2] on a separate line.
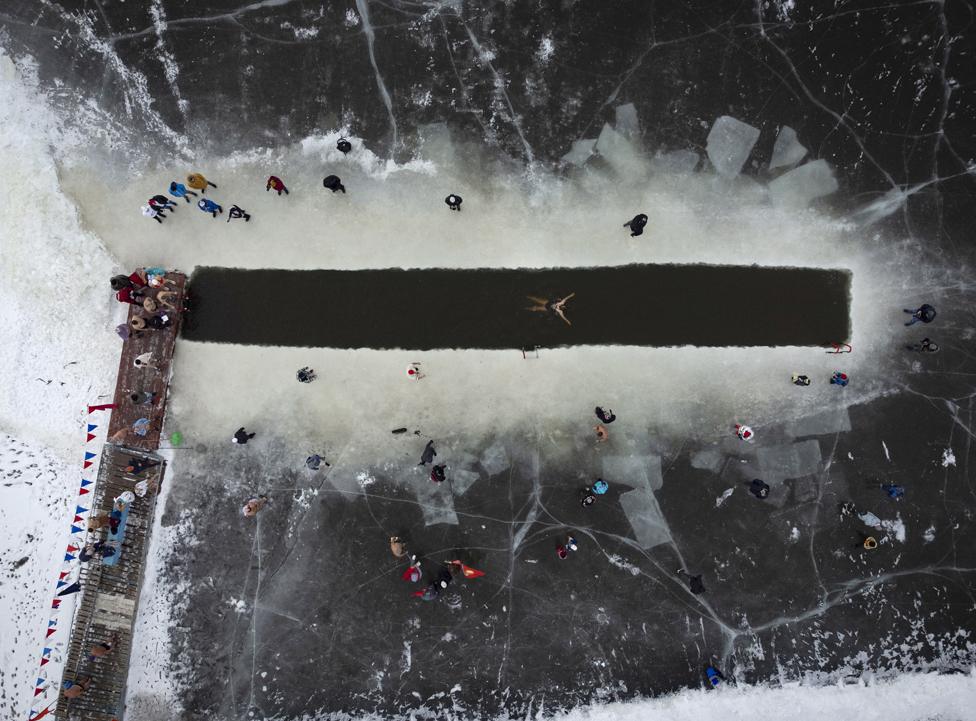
[526, 292, 575, 326]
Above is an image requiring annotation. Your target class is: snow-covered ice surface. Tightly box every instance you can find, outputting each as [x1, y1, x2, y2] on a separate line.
[0, 6, 974, 714]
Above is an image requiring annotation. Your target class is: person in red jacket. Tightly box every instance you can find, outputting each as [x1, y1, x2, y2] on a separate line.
[266, 176, 289, 195]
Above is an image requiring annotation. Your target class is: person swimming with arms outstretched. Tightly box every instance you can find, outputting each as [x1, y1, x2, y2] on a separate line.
[526, 292, 575, 326]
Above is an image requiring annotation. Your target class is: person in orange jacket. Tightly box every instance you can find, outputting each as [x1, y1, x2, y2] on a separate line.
[186, 172, 217, 193]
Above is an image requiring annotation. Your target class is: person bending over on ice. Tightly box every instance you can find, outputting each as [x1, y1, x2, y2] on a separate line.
[624, 213, 648, 236]
[227, 204, 251, 222]
[323, 175, 346, 193]
[232, 427, 255, 444]
[198, 198, 223, 218]
[526, 292, 575, 326]
[169, 181, 197, 201]
[904, 304, 936, 325]
[266, 175, 289, 195]
[187, 172, 217, 193]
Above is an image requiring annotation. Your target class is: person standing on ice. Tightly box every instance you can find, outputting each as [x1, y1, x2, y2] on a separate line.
[148, 194, 177, 212]
[187, 172, 217, 193]
[595, 407, 616, 424]
[142, 204, 166, 224]
[227, 205, 251, 222]
[241, 495, 269, 517]
[336, 137, 352, 153]
[445, 194, 462, 211]
[734, 423, 754, 442]
[169, 181, 197, 202]
[323, 175, 346, 193]
[623, 213, 648, 236]
[266, 175, 289, 195]
[232, 427, 255, 444]
[198, 198, 223, 218]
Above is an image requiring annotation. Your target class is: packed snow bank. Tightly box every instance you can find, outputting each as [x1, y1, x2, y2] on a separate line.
[549, 672, 975, 721]
[0, 53, 122, 459]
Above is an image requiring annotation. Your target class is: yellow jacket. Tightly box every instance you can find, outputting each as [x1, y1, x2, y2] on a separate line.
[186, 173, 208, 189]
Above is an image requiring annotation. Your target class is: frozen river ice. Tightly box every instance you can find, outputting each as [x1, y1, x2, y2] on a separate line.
[1, 0, 975, 719]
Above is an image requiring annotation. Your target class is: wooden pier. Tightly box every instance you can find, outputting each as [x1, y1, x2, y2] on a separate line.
[53, 271, 186, 721]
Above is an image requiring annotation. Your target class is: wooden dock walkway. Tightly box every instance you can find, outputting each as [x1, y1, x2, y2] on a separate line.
[54, 271, 186, 721]
[106, 272, 187, 451]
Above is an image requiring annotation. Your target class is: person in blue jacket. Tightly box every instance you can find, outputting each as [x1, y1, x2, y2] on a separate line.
[169, 181, 197, 202]
[198, 198, 223, 218]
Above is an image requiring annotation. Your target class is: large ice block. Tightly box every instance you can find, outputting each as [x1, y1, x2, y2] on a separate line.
[561, 138, 596, 167]
[614, 103, 640, 139]
[769, 125, 808, 170]
[768, 159, 839, 208]
[706, 116, 761, 178]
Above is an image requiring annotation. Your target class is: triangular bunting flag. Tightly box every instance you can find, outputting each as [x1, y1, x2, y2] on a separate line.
[70, 525, 84, 534]
[88, 403, 116, 413]
[66, 545, 77, 552]
[80, 479, 92, 488]
[56, 580, 66, 589]
[79, 487, 90, 495]
[33, 687, 44, 697]
[47, 620, 56, 627]
[64, 553, 75, 562]
[87, 424, 97, 432]
[42, 648, 51, 656]
[57, 582, 81, 597]
[73, 515, 82, 523]
[39, 657, 49, 667]
[86, 433, 96, 442]
[82, 461, 93, 469]
[45, 628, 55, 638]
[58, 572, 68, 580]
[51, 599, 61, 609]
[36, 678, 44, 687]
[76, 505, 88, 514]
[84, 452, 96, 461]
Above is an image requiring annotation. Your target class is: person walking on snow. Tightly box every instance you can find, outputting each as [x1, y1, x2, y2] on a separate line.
[232, 427, 255, 444]
[735, 423, 755, 442]
[323, 175, 346, 193]
[169, 181, 197, 201]
[445, 194, 462, 211]
[227, 205, 251, 222]
[624, 213, 648, 236]
[595, 407, 616, 424]
[198, 198, 223, 217]
[241, 495, 269, 517]
[336, 137, 352, 153]
[187, 172, 217, 193]
[266, 176, 289, 195]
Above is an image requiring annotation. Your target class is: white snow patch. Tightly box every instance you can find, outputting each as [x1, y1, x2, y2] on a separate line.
[882, 514, 907, 543]
[923, 526, 936, 543]
[607, 554, 641, 576]
[942, 448, 956, 467]
[536, 36, 555, 63]
[882, 441, 891, 462]
[789, 526, 800, 543]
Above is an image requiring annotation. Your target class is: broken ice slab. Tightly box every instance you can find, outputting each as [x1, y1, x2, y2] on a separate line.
[756, 440, 822, 484]
[650, 149, 699, 175]
[786, 407, 852, 438]
[480, 441, 510, 476]
[619, 487, 671, 549]
[706, 116, 761, 178]
[769, 125, 808, 170]
[614, 103, 640, 139]
[449, 468, 480, 496]
[690, 448, 724, 473]
[768, 159, 839, 208]
[602, 454, 663, 491]
[595, 122, 649, 179]
[561, 138, 597, 167]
